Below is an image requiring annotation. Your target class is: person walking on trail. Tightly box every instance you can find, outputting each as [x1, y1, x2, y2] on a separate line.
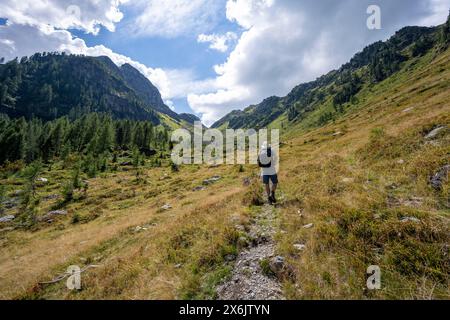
[258, 141, 278, 204]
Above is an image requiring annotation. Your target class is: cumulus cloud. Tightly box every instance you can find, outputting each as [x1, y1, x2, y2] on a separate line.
[419, 0, 450, 26]
[0, 0, 128, 35]
[188, 0, 450, 126]
[198, 32, 238, 52]
[127, 0, 223, 38]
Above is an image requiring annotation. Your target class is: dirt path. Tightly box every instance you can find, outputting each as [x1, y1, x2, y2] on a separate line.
[216, 204, 284, 300]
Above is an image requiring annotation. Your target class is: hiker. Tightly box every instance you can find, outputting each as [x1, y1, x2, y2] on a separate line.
[258, 141, 278, 204]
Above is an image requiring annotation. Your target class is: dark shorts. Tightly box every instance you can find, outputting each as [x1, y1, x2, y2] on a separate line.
[262, 174, 278, 185]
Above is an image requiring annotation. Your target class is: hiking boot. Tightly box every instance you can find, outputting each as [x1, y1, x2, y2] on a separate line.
[268, 195, 274, 205]
[271, 192, 277, 204]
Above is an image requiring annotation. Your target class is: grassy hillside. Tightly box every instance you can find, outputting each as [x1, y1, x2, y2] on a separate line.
[0, 39, 449, 300]
[212, 20, 449, 132]
[276, 46, 449, 299]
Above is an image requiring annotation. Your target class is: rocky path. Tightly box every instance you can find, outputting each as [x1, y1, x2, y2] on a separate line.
[216, 204, 284, 300]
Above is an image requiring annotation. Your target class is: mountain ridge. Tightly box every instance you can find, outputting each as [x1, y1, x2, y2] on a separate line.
[212, 18, 449, 130]
[0, 54, 200, 128]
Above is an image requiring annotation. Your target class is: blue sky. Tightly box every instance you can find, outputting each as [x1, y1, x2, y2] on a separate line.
[0, 0, 449, 125]
[69, 5, 242, 114]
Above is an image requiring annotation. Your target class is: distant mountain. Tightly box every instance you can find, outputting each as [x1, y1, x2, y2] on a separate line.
[178, 113, 201, 124]
[119, 63, 180, 120]
[212, 15, 450, 130]
[0, 54, 179, 125]
[212, 96, 282, 130]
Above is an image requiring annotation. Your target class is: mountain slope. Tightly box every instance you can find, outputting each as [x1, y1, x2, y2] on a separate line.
[119, 63, 180, 120]
[212, 17, 449, 130]
[0, 54, 176, 125]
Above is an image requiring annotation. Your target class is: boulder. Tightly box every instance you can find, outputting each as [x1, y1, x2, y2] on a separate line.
[269, 256, 285, 274]
[430, 165, 450, 190]
[40, 210, 68, 221]
[0, 215, 15, 223]
[303, 223, 314, 229]
[161, 204, 172, 211]
[400, 217, 420, 223]
[425, 126, 445, 140]
[42, 194, 61, 201]
[293, 244, 306, 251]
[37, 177, 48, 183]
[47, 210, 68, 216]
[402, 107, 414, 113]
[192, 186, 206, 192]
[2, 198, 19, 209]
[203, 176, 222, 185]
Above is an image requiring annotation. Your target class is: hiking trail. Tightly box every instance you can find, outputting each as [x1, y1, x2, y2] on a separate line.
[216, 204, 284, 300]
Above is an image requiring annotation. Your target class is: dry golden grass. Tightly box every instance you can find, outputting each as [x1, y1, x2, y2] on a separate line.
[0, 164, 250, 299]
[275, 48, 450, 299]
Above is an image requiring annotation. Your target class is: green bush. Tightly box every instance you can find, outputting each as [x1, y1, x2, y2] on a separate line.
[62, 181, 74, 203]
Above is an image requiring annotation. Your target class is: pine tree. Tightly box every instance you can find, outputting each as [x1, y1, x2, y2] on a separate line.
[97, 116, 114, 154]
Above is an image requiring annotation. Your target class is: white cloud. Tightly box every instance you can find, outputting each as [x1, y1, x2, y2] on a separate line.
[225, 0, 275, 29]
[419, 0, 450, 26]
[198, 32, 238, 52]
[188, 0, 450, 126]
[0, 0, 128, 35]
[126, 0, 223, 38]
[162, 69, 218, 99]
[0, 39, 15, 51]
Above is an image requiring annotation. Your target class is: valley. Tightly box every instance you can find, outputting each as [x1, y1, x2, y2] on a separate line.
[0, 17, 449, 300]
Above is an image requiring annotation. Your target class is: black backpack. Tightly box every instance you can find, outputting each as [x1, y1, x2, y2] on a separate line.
[258, 147, 272, 168]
